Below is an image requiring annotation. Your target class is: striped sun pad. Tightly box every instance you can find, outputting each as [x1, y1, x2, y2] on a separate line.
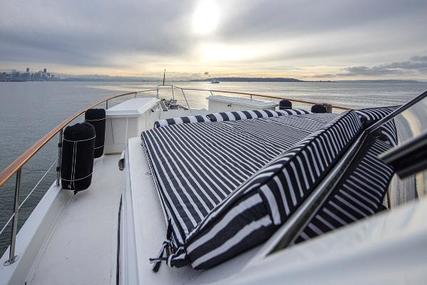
[294, 122, 396, 243]
[142, 113, 338, 241]
[141, 106, 399, 270]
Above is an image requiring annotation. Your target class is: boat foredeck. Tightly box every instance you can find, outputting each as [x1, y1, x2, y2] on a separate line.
[26, 154, 123, 285]
[124, 137, 263, 284]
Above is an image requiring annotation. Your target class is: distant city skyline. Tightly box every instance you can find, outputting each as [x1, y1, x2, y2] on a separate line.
[1, 0, 427, 80]
[0, 67, 57, 82]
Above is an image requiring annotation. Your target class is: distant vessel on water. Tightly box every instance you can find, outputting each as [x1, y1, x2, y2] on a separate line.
[210, 79, 220, 84]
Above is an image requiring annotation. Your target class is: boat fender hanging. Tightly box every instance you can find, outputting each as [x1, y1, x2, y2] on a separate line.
[61, 122, 96, 192]
[85, 108, 106, 158]
[311, 104, 328, 113]
[279, 99, 292, 110]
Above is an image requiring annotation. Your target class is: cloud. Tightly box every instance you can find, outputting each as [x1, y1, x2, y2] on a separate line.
[217, 0, 427, 41]
[340, 56, 427, 77]
[0, 0, 426, 78]
[0, 0, 194, 68]
[411, 56, 427, 62]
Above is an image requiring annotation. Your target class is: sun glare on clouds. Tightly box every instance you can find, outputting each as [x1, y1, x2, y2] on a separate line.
[192, 0, 220, 36]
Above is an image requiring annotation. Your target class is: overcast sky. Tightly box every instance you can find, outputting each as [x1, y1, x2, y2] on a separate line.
[1, 0, 427, 79]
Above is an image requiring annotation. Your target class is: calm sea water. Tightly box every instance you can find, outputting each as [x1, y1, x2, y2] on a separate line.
[0, 80, 426, 254]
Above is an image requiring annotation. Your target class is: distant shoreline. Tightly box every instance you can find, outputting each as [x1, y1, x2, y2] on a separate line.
[190, 77, 303, 82]
[0, 77, 424, 84]
[190, 77, 423, 83]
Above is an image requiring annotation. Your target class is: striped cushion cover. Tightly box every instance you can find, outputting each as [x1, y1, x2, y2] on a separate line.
[277, 109, 312, 116]
[182, 111, 363, 269]
[378, 119, 398, 146]
[356, 106, 398, 126]
[356, 106, 399, 146]
[143, 114, 335, 241]
[222, 114, 338, 150]
[143, 113, 339, 270]
[207, 108, 310, 122]
[294, 121, 397, 243]
[154, 115, 210, 128]
[143, 121, 283, 243]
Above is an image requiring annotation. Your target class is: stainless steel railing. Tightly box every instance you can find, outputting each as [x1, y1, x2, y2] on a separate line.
[0, 88, 157, 265]
[173, 86, 350, 112]
[0, 84, 349, 265]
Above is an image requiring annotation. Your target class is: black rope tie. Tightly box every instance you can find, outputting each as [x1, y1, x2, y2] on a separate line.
[149, 240, 171, 272]
[149, 219, 173, 272]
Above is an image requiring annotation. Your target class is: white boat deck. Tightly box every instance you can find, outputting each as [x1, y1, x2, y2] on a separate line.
[26, 154, 123, 285]
[123, 136, 427, 285]
[123, 137, 261, 285]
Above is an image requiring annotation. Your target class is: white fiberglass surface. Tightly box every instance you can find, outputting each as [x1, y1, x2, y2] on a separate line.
[227, 197, 427, 285]
[27, 155, 123, 285]
[125, 137, 262, 285]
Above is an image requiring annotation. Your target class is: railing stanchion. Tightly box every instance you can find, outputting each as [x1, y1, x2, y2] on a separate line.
[181, 89, 191, 111]
[4, 169, 22, 266]
[56, 129, 63, 187]
[172, 85, 175, 100]
[0, 89, 154, 189]
[156, 87, 159, 98]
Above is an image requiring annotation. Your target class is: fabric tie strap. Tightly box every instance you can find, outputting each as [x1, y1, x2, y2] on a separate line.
[149, 220, 174, 272]
[149, 240, 172, 272]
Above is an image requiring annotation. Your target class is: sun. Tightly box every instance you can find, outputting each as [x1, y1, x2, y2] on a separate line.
[192, 0, 220, 36]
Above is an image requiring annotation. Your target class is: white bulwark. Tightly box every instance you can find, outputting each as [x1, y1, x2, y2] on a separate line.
[208, 95, 277, 112]
[105, 97, 160, 154]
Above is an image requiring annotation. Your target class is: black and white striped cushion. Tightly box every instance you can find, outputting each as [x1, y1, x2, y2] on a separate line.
[143, 121, 284, 243]
[277, 108, 311, 116]
[154, 115, 210, 128]
[207, 109, 280, 122]
[143, 113, 340, 269]
[378, 120, 398, 146]
[145, 106, 404, 270]
[207, 108, 310, 122]
[294, 123, 396, 243]
[144, 115, 336, 242]
[356, 106, 399, 147]
[183, 111, 363, 269]
[356, 106, 398, 126]
[223, 114, 338, 149]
